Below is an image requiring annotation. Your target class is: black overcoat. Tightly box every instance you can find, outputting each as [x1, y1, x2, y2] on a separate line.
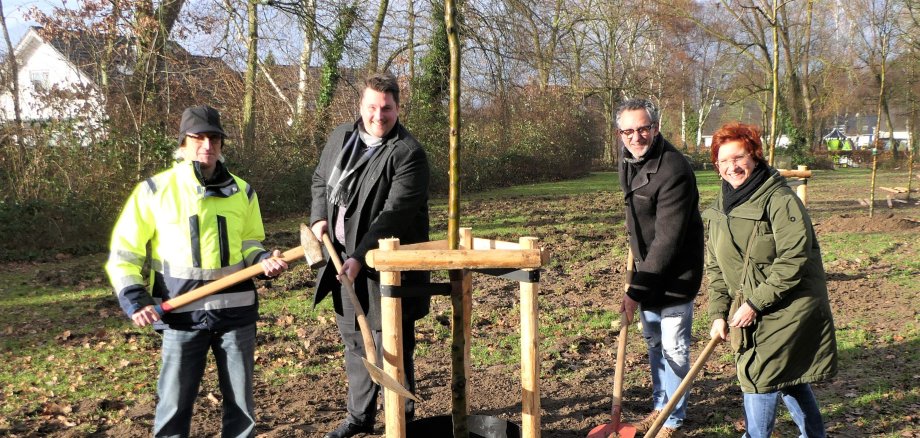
[617, 135, 704, 308]
[310, 120, 431, 329]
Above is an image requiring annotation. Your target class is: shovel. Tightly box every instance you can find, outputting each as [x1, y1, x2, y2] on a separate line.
[642, 335, 723, 438]
[154, 224, 325, 315]
[588, 249, 637, 438]
[321, 233, 421, 403]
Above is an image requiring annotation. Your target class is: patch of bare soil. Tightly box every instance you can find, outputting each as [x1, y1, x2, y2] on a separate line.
[814, 212, 920, 234]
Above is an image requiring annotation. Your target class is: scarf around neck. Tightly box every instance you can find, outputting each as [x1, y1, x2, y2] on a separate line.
[722, 164, 770, 214]
[327, 127, 379, 207]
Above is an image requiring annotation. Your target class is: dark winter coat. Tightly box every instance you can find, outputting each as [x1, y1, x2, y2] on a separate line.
[618, 135, 704, 308]
[704, 167, 838, 393]
[310, 120, 431, 330]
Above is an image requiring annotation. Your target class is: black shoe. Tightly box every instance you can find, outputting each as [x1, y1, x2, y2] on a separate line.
[324, 421, 374, 438]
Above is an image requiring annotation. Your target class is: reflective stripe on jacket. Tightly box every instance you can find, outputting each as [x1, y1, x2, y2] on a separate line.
[105, 160, 268, 330]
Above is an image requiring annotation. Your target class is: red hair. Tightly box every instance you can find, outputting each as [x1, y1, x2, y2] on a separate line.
[710, 122, 768, 169]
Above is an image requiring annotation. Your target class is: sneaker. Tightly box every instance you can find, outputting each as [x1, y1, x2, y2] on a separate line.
[657, 427, 685, 438]
[633, 410, 662, 433]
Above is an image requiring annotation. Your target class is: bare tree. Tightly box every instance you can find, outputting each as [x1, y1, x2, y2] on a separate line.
[0, 0, 22, 131]
[847, 0, 903, 216]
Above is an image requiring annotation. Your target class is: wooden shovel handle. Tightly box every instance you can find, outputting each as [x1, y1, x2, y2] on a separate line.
[643, 336, 723, 438]
[321, 234, 379, 368]
[611, 248, 635, 426]
[155, 246, 305, 315]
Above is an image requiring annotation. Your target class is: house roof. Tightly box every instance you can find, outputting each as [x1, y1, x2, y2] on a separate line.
[18, 26, 238, 87]
[822, 127, 847, 140]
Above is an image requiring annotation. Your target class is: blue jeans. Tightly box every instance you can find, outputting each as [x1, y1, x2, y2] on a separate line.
[154, 324, 256, 438]
[743, 383, 826, 438]
[640, 300, 694, 429]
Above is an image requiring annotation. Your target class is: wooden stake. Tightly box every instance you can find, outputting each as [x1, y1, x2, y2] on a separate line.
[795, 165, 808, 206]
[519, 237, 541, 438]
[379, 238, 405, 438]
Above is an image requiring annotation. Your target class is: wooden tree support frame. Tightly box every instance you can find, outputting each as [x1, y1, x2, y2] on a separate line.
[366, 227, 549, 438]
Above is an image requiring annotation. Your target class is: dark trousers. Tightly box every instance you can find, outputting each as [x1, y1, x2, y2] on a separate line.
[336, 312, 417, 427]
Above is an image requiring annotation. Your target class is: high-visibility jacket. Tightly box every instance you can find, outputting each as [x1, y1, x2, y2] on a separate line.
[106, 160, 268, 331]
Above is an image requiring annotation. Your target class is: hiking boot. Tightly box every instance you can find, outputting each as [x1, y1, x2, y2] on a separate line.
[656, 427, 685, 438]
[632, 410, 662, 433]
[323, 421, 373, 438]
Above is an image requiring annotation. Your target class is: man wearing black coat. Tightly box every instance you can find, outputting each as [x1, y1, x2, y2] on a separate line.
[310, 73, 430, 438]
[615, 98, 704, 438]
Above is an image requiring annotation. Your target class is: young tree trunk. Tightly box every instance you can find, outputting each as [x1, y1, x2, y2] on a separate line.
[870, 60, 886, 218]
[406, 0, 415, 106]
[768, 0, 780, 166]
[445, 0, 468, 436]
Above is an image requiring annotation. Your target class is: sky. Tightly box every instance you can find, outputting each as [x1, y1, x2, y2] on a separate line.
[2, 0, 49, 46]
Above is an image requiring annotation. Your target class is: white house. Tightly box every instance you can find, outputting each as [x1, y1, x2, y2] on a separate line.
[0, 27, 106, 135]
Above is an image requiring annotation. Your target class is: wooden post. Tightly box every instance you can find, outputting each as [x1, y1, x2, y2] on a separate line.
[460, 228, 473, 410]
[379, 238, 405, 438]
[519, 237, 541, 438]
[796, 165, 809, 206]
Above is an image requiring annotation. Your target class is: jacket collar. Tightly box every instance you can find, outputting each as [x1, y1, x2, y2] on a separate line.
[177, 160, 241, 199]
[350, 118, 405, 145]
[621, 134, 665, 195]
[708, 167, 785, 219]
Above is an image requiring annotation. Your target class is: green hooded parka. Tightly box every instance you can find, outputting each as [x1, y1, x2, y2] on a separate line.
[704, 168, 837, 393]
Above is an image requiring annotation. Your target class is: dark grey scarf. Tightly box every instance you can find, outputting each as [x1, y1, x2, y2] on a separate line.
[327, 129, 375, 207]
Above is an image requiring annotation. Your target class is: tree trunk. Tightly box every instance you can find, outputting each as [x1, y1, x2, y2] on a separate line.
[406, 0, 415, 108]
[296, 0, 316, 127]
[242, 0, 258, 151]
[368, 0, 389, 73]
[0, 0, 22, 132]
[768, 0, 780, 166]
[314, 2, 359, 154]
[445, 0, 468, 436]
[870, 57, 886, 218]
[132, 0, 185, 124]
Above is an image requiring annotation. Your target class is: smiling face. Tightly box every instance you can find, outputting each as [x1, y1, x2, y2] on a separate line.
[181, 132, 223, 174]
[617, 108, 658, 159]
[717, 140, 757, 188]
[360, 88, 399, 138]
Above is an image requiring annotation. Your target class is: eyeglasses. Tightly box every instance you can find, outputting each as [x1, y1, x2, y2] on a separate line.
[618, 124, 656, 137]
[716, 153, 750, 168]
[186, 133, 224, 143]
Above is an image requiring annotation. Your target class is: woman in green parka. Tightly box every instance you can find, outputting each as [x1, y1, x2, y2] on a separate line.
[704, 122, 837, 438]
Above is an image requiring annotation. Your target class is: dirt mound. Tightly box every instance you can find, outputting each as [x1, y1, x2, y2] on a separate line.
[814, 212, 920, 234]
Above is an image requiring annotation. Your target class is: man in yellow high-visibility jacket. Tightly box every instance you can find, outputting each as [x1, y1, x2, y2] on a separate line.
[106, 105, 287, 437]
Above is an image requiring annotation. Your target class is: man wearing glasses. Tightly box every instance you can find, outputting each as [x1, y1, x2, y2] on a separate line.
[107, 105, 287, 437]
[615, 98, 704, 438]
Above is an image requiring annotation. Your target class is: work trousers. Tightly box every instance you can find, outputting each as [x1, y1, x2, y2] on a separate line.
[154, 323, 256, 438]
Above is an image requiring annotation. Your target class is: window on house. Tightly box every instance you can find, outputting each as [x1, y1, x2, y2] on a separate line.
[30, 71, 50, 91]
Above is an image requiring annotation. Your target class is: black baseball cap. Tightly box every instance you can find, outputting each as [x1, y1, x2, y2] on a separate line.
[178, 105, 226, 144]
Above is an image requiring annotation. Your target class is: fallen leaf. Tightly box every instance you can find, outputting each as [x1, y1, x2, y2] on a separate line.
[206, 392, 220, 405]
